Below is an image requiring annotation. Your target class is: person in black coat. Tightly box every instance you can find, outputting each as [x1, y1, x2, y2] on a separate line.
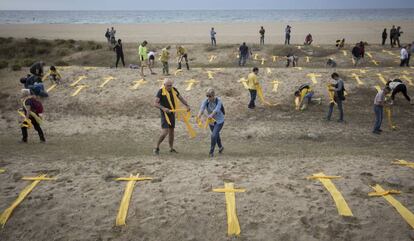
[382, 28, 387, 45]
[113, 39, 125, 68]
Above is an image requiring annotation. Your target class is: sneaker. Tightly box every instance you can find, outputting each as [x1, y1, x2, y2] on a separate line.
[218, 147, 224, 154]
[378, 129, 383, 132]
[153, 148, 160, 155]
[170, 149, 178, 153]
[372, 130, 381, 135]
[209, 153, 214, 158]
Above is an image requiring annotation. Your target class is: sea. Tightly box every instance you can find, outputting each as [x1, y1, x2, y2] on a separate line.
[0, 9, 414, 24]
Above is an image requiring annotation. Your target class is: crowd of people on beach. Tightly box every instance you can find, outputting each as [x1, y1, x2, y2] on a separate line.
[15, 24, 413, 157]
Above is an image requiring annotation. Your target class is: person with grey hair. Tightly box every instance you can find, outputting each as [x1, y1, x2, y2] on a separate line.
[153, 79, 190, 155]
[19, 89, 45, 143]
[197, 88, 225, 157]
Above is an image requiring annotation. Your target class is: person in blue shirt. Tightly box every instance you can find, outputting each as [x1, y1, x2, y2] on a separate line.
[197, 88, 225, 157]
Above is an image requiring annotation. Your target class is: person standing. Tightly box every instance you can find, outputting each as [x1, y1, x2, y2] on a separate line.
[373, 87, 390, 134]
[406, 44, 412, 67]
[400, 46, 409, 67]
[160, 46, 171, 76]
[285, 25, 291, 45]
[19, 89, 45, 143]
[390, 25, 396, 47]
[247, 67, 259, 109]
[382, 28, 387, 45]
[259, 26, 265, 45]
[326, 73, 345, 122]
[210, 27, 217, 46]
[352, 43, 362, 67]
[197, 88, 225, 157]
[109, 26, 116, 45]
[30, 61, 45, 78]
[239, 42, 251, 67]
[177, 45, 190, 70]
[395, 26, 403, 48]
[113, 39, 125, 68]
[138, 41, 154, 76]
[153, 79, 190, 155]
[105, 28, 110, 45]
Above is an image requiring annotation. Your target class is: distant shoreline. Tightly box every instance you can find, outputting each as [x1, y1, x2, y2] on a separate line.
[0, 21, 413, 45]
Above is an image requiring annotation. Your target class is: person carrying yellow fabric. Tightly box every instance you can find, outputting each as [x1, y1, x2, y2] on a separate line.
[160, 46, 171, 76]
[153, 79, 191, 155]
[19, 89, 45, 143]
[176, 45, 190, 70]
[247, 67, 260, 109]
[138, 40, 154, 77]
[294, 84, 322, 111]
[42, 66, 62, 84]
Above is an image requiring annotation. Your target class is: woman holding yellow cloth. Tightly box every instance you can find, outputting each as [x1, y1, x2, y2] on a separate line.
[197, 88, 225, 158]
[153, 79, 190, 155]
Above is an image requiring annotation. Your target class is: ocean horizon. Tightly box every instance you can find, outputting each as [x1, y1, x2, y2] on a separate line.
[1, 9, 414, 24]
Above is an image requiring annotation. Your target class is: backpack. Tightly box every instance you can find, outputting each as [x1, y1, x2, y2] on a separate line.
[25, 97, 43, 114]
[207, 98, 225, 115]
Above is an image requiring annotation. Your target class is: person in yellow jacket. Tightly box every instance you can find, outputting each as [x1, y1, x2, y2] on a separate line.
[153, 79, 191, 155]
[160, 46, 171, 76]
[294, 84, 322, 110]
[138, 40, 154, 77]
[247, 67, 260, 109]
[177, 45, 190, 70]
[42, 66, 62, 84]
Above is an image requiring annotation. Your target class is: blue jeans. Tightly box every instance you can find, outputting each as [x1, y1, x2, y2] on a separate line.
[373, 105, 383, 132]
[239, 55, 247, 66]
[327, 97, 343, 121]
[209, 122, 224, 154]
[248, 89, 257, 108]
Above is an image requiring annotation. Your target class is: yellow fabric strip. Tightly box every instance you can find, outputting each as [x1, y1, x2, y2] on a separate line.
[70, 75, 87, 87]
[71, 85, 87, 97]
[116, 174, 152, 226]
[0, 174, 54, 227]
[377, 73, 388, 85]
[261, 58, 265, 65]
[0, 169, 5, 173]
[130, 79, 147, 90]
[99, 76, 115, 88]
[46, 84, 57, 93]
[270, 80, 279, 92]
[351, 57, 356, 65]
[309, 172, 353, 216]
[238, 78, 249, 89]
[174, 69, 183, 76]
[272, 56, 277, 62]
[213, 183, 245, 236]
[385, 106, 397, 130]
[370, 184, 414, 229]
[18, 110, 32, 128]
[185, 79, 199, 91]
[372, 60, 380, 66]
[207, 71, 214, 79]
[307, 174, 342, 180]
[21, 98, 43, 125]
[392, 160, 414, 169]
[307, 73, 321, 84]
[351, 73, 364, 85]
[326, 84, 336, 105]
[182, 111, 197, 138]
[21, 177, 56, 181]
[257, 85, 277, 106]
[366, 52, 373, 58]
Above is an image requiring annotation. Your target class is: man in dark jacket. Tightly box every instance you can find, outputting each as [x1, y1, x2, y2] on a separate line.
[30, 61, 45, 77]
[113, 39, 125, 68]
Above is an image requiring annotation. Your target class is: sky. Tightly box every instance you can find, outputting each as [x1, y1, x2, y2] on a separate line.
[0, 0, 414, 10]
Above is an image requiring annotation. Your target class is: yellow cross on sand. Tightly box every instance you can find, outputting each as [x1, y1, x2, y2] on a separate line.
[297, 46, 302, 50]
[261, 58, 265, 65]
[0, 174, 56, 227]
[185, 79, 199, 91]
[209, 55, 218, 63]
[306, 73, 321, 84]
[130, 79, 147, 90]
[254, 53, 259, 60]
[376, 73, 388, 85]
[305, 57, 310, 63]
[71, 85, 88, 97]
[115, 173, 152, 226]
[270, 80, 280, 92]
[99, 76, 116, 88]
[382, 49, 397, 57]
[84, 66, 97, 70]
[0, 168, 5, 174]
[238, 78, 249, 89]
[351, 58, 356, 65]
[266, 68, 272, 75]
[401, 75, 414, 86]
[351, 73, 364, 85]
[374, 85, 382, 93]
[307, 172, 353, 216]
[369, 184, 414, 229]
[294, 67, 303, 70]
[272, 56, 277, 62]
[46, 84, 57, 93]
[372, 59, 380, 66]
[70, 75, 87, 87]
[213, 182, 246, 236]
[342, 50, 347, 56]
[206, 71, 215, 80]
[366, 52, 373, 59]
[392, 160, 414, 169]
[174, 69, 183, 76]
[359, 69, 368, 74]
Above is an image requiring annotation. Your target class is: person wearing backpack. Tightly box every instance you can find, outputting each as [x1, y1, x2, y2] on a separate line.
[326, 72, 345, 122]
[197, 88, 225, 158]
[19, 89, 45, 143]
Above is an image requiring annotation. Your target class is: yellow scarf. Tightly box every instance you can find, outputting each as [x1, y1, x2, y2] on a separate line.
[326, 84, 336, 105]
[161, 86, 196, 138]
[257, 84, 277, 106]
[196, 116, 216, 129]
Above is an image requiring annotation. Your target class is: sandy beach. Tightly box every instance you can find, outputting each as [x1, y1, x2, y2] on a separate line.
[1, 21, 414, 44]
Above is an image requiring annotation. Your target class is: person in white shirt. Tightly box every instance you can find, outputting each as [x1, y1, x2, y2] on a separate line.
[373, 87, 391, 134]
[400, 46, 409, 67]
[148, 51, 156, 70]
[386, 79, 411, 104]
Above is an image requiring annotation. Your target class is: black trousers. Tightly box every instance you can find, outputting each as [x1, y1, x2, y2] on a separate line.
[382, 37, 386, 45]
[116, 53, 125, 68]
[21, 116, 45, 142]
[391, 84, 411, 102]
